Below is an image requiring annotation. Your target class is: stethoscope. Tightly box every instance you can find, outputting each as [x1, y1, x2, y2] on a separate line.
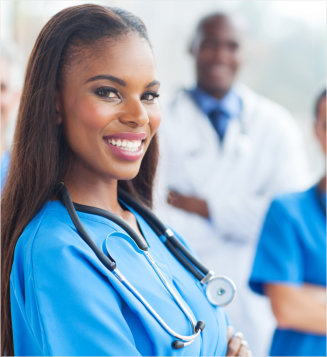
[55, 183, 236, 349]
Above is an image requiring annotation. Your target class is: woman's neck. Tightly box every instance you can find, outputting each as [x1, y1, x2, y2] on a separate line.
[63, 165, 124, 216]
[62, 162, 145, 238]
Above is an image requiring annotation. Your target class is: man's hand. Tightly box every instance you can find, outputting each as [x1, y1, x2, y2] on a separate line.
[167, 190, 209, 218]
[226, 326, 251, 356]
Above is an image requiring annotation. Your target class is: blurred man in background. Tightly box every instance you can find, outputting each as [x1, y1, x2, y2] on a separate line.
[156, 13, 312, 355]
[1, 42, 21, 186]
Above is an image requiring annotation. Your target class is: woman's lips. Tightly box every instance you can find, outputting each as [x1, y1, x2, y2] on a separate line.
[104, 132, 147, 141]
[103, 132, 147, 161]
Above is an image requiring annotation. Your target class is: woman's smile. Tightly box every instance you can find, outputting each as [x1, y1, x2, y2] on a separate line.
[103, 132, 147, 161]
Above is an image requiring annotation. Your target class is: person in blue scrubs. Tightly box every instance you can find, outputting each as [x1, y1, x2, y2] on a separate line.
[0, 43, 21, 190]
[249, 89, 327, 356]
[1, 151, 10, 188]
[1, 5, 250, 356]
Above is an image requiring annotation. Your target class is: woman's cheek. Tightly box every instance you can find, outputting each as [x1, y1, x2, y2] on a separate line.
[150, 107, 162, 133]
[78, 101, 114, 129]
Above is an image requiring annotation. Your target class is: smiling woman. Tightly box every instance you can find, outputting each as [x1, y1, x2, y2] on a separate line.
[57, 32, 161, 198]
[1, 4, 248, 357]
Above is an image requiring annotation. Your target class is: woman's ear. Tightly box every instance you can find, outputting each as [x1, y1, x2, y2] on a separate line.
[55, 91, 63, 124]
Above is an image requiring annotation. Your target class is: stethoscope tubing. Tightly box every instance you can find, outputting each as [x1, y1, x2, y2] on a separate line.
[55, 183, 205, 346]
[57, 184, 117, 271]
[143, 251, 196, 331]
[74, 202, 148, 251]
[57, 182, 207, 282]
[113, 268, 201, 343]
[118, 188, 210, 280]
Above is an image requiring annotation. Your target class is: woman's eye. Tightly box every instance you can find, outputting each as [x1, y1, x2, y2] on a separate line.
[95, 87, 119, 99]
[142, 91, 160, 102]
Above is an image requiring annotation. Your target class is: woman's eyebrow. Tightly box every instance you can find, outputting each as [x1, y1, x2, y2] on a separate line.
[85, 74, 126, 86]
[85, 75, 160, 89]
[146, 80, 160, 88]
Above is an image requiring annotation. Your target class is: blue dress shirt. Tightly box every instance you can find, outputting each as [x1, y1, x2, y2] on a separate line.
[188, 86, 242, 140]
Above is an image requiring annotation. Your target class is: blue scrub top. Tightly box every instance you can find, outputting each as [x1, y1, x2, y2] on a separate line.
[11, 200, 229, 356]
[249, 185, 326, 356]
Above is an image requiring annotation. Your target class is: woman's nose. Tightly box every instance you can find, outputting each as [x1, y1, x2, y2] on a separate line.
[119, 99, 149, 127]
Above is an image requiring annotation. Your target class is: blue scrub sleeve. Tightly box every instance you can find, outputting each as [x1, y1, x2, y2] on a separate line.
[249, 199, 303, 295]
[31, 238, 142, 356]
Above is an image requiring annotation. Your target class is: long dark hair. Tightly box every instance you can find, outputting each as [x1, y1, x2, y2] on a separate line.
[1, 4, 159, 355]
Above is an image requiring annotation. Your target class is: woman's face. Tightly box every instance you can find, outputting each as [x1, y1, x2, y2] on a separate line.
[57, 33, 161, 181]
[315, 96, 326, 156]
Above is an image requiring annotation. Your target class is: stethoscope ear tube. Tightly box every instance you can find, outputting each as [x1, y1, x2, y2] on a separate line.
[163, 230, 209, 276]
[172, 321, 205, 349]
[118, 187, 164, 235]
[164, 239, 203, 281]
[118, 188, 209, 276]
[74, 202, 148, 251]
[55, 183, 117, 271]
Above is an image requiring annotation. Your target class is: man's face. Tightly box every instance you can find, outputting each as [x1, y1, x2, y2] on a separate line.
[192, 16, 242, 98]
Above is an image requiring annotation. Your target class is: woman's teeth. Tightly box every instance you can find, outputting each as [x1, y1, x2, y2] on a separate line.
[107, 138, 142, 152]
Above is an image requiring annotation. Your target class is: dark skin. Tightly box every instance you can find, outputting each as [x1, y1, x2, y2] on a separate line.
[167, 15, 242, 218]
[167, 190, 209, 218]
[190, 14, 242, 99]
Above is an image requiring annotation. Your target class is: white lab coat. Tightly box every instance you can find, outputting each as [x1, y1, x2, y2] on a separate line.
[155, 84, 313, 355]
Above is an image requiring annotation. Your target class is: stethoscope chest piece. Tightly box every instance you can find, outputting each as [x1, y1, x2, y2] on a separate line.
[205, 276, 236, 307]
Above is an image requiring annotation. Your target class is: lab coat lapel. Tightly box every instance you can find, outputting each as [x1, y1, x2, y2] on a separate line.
[222, 84, 256, 157]
[179, 92, 223, 189]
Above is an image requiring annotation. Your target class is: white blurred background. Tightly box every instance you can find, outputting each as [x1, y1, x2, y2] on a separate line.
[1, 0, 326, 177]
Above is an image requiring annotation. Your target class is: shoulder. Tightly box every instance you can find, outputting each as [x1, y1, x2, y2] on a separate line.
[12, 201, 78, 284]
[16, 201, 77, 255]
[11, 202, 133, 356]
[236, 84, 299, 133]
[11, 201, 121, 308]
[13, 201, 118, 275]
[237, 84, 292, 117]
[268, 186, 315, 220]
